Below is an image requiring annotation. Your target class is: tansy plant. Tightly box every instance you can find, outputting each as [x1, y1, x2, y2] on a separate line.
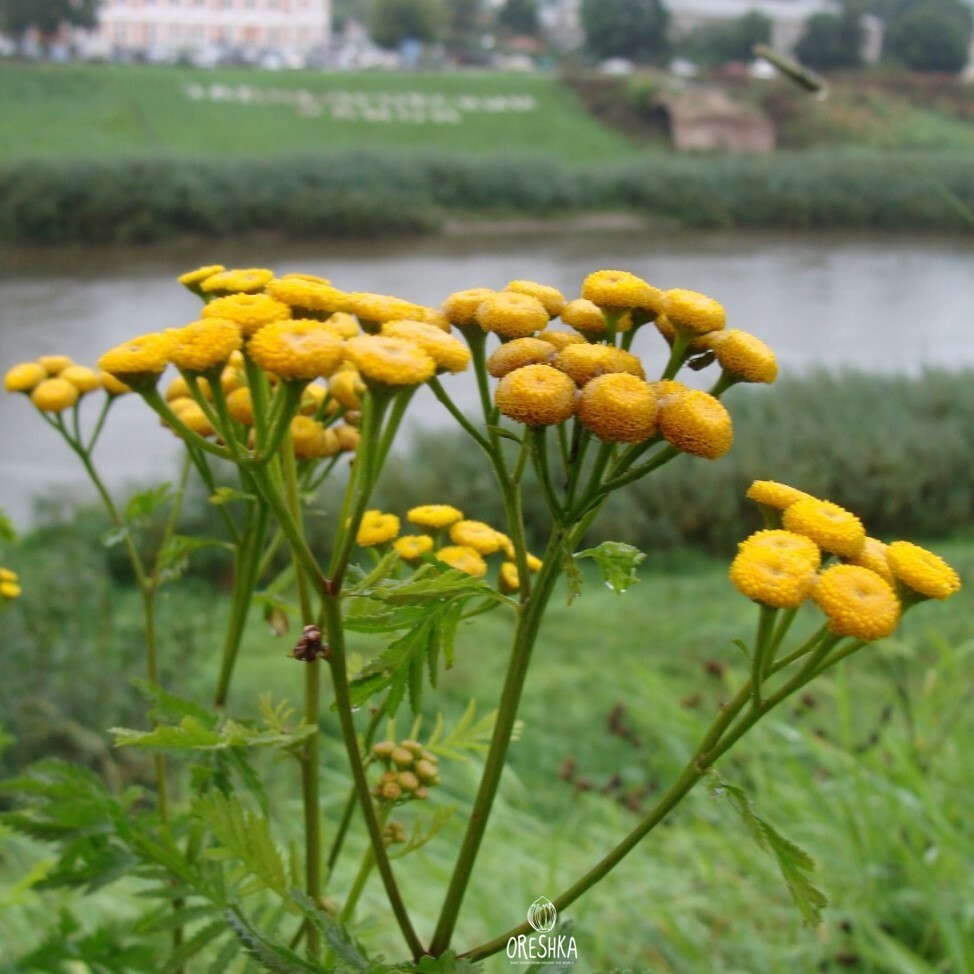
[0, 264, 961, 971]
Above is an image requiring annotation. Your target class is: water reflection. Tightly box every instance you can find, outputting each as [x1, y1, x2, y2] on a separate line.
[2, 227, 972, 524]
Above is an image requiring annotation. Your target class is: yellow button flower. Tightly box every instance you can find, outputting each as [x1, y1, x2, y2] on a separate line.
[248, 320, 346, 381]
[706, 330, 777, 384]
[552, 344, 644, 387]
[169, 318, 242, 374]
[499, 561, 521, 593]
[38, 355, 74, 375]
[494, 364, 577, 427]
[407, 505, 464, 530]
[782, 497, 865, 559]
[536, 329, 588, 351]
[202, 293, 291, 337]
[328, 367, 365, 409]
[746, 480, 814, 511]
[504, 280, 565, 317]
[886, 541, 961, 601]
[347, 292, 427, 326]
[0, 568, 18, 583]
[100, 372, 132, 396]
[476, 292, 549, 340]
[322, 312, 362, 339]
[291, 416, 338, 460]
[0, 580, 22, 600]
[560, 298, 607, 335]
[357, 510, 401, 547]
[59, 364, 101, 394]
[657, 387, 733, 459]
[581, 270, 663, 313]
[450, 520, 503, 555]
[178, 263, 225, 288]
[30, 377, 80, 413]
[442, 287, 496, 327]
[577, 373, 658, 443]
[266, 278, 350, 317]
[381, 320, 471, 374]
[486, 338, 555, 378]
[738, 529, 821, 570]
[344, 335, 436, 387]
[844, 537, 895, 587]
[436, 545, 488, 578]
[336, 424, 360, 452]
[812, 564, 901, 641]
[729, 544, 818, 609]
[662, 289, 726, 335]
[201, 267, 273, 295]
[99, 332, 176, 382]
[394, 534, 435, 562]
[172, 401, 215, 437]
[4, 362, 47, 393]
[225, 387, 254, 425]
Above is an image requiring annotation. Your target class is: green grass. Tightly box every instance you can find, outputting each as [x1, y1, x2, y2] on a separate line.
[0, 62, 638, 164]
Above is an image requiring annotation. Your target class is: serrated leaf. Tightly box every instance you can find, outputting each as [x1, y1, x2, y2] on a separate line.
[709, 771, 828, 926]
[387, 805, 455, 860]
[125, 483, 173, 522]
[289, 889, 371, 971]
[158, 534, 234, 584]
[132, 679, 219, 727]
[162, 918, 229, 974]
[225, 905, 323, 974]
[575, 541, 645, 594]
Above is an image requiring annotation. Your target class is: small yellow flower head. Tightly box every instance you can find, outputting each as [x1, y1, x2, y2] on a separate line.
[0, 568, 18, 583]
[169, 318, 242, 374]
[450, 519, 503, 556]
[654, 313, 677, 345]
[357, 510, 401, 547]
[381, 320, 471, 374]
[505, 280, 566, 317]
[180, 401, 217, 437]
[344, 335, 436, 388]
[1, 580, 22, 600]
[200, 267, 273, 296]
[663, 289, 726, 336]
[202, 293, 291, 338]
[843, 537, 895, 587]
[486, 337, 554, 378]
[552, 344, 645, 387]
[300, 382, 331, 417]
[165, 375, 193, 401]
[581, 270, 663, 313]
[536, 329, 588, 351]
[167, 396, 196, 417]
[280, 272, 331, 285]
[220, 362, 246, 395]
[499, 561, 521, 593]
[442, 288, 496, 327]
[813, 564, 901, 641]
[746, 480, 814, 511]
[706, 330, 778, 384]
[248, 320, 345, 381]
[347, 292, 425, 327]
[739, 529, 821, 568]
[38, 355, 74, 375]
[291, 415, 338, 459]
[335, 424, 360, 452]
[560, 298, 607, 335]
[782, 497, 866, 559]
[577, 373, 658, 444]
[408, 504, 464, 530]
[657, 388, 733, 459]
[436, 545, 488, 578]
[99, 332, 175, 383]
[476, 292, 549, 340]
[178, 264, 225, 293]
[58, 364, 101, 394]
[494, 364, 577, 427]
[729, 544, 819, 609]
[321, 312, 361, 340]
[225, 387, 254, 425]
[886, 541, 961, 601]
[328, 367, 365, 410]
[410, 307, 452, 332]
[265, 278, 349, 317]
[394, 534, 435, 562]
[30, 377, 80, 413]
[4, 362, 47, 393]
[100, 372, 132, 396]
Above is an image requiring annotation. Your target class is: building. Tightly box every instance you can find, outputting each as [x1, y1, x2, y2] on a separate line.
[90, 0, 330, 62]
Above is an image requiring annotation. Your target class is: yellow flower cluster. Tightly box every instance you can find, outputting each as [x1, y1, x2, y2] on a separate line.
[371, 739, 440, 803]
[0, 567, 21, 600]
[730, 480, 961, 641]
[4, 354, 126, 412]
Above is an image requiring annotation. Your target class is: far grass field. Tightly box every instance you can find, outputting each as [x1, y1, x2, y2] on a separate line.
[0, 62, 638, 164]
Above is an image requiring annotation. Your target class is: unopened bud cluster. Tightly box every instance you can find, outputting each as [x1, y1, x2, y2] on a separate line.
[371, 738, 439, 803]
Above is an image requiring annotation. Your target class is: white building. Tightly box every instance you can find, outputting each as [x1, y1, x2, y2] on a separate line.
[91, 0, 330, 60]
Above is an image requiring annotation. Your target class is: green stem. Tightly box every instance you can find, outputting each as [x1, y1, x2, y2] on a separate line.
[661, 331, 692, 381]
[750, 604, 778, 711]
[428, 377, 491, 452]
[338, 805, 392, 926]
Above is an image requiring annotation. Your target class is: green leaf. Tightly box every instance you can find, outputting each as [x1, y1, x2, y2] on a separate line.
[132, 679, 220, 727]
[387, 805, 455, 860]
[709, 770, 828, 926]
[410, 952, 483, 974]
[157, 534, 234, 584]
[161, 918, 230, 974]
[574, 541, 645, 594]
[224, 905, 323, 974]
[125, 483, 173, 522]
[101, 524, 130, 548]
[563, 536, 584, 605]
[289, 889, 373, 971]
[424, 701, 514, 762]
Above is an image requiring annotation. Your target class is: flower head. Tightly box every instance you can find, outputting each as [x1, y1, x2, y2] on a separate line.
[486, 338, 555, 378]
[706, 329, 777, 384]
[291, 416, 338, 460]
[494, 364, 577, 427]
[729, 543, 819, 609]
[322, 312, 361, 340]
[38, 355, 73, 375]
[169, 318, 242, 374]
[177, 401, 216, 437]
[357, 510, 401, 547]
[59, 365, 101, 394]
[0, 571, 21, 600]
[4, 362, 47, 393]
[782, 497, 865, 559]
[746, 480, 813, 511]
[662, 289, 726, 335]
[577, 373, 658, 443]
[812, 564, 900, 641]
[178, 264, 225, 292]
[552, 344, 644, 387]
[265, 278, 350, 317]
[347, 292, 426, 327]
[99, 332, 176, 383]
[476, 292, 549, 340]
[844, 537, 895, 587]
[394, 535, 435, 562]
[505, 280, 565, 317]
[201, 268, 273, 295]
[328, 367, 365, 409]
[225, 387, 255, 425]
[581, 270, 663, 313]
[247, 319, 345, 381]
[436, 545, 487, 578]
[536, 329, 587, 351]
[738, 529, 821, 570]
[656, 387, 733, 459]
[886, 541, 961, 601]
[100, 372, 132, 397]
[449, 520, 503, 555]
[30, 377, 80, 413]
[202, 293, 291, 337]
[344, 335, 436, 387]
[407, 505, 464, 530]
[442, 288, 496, 327]
[381, 320, 471, 374]
[560, 298, 607, 335]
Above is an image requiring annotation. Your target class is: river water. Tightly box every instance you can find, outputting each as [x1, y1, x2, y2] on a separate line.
[1, 226, 972, 525]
